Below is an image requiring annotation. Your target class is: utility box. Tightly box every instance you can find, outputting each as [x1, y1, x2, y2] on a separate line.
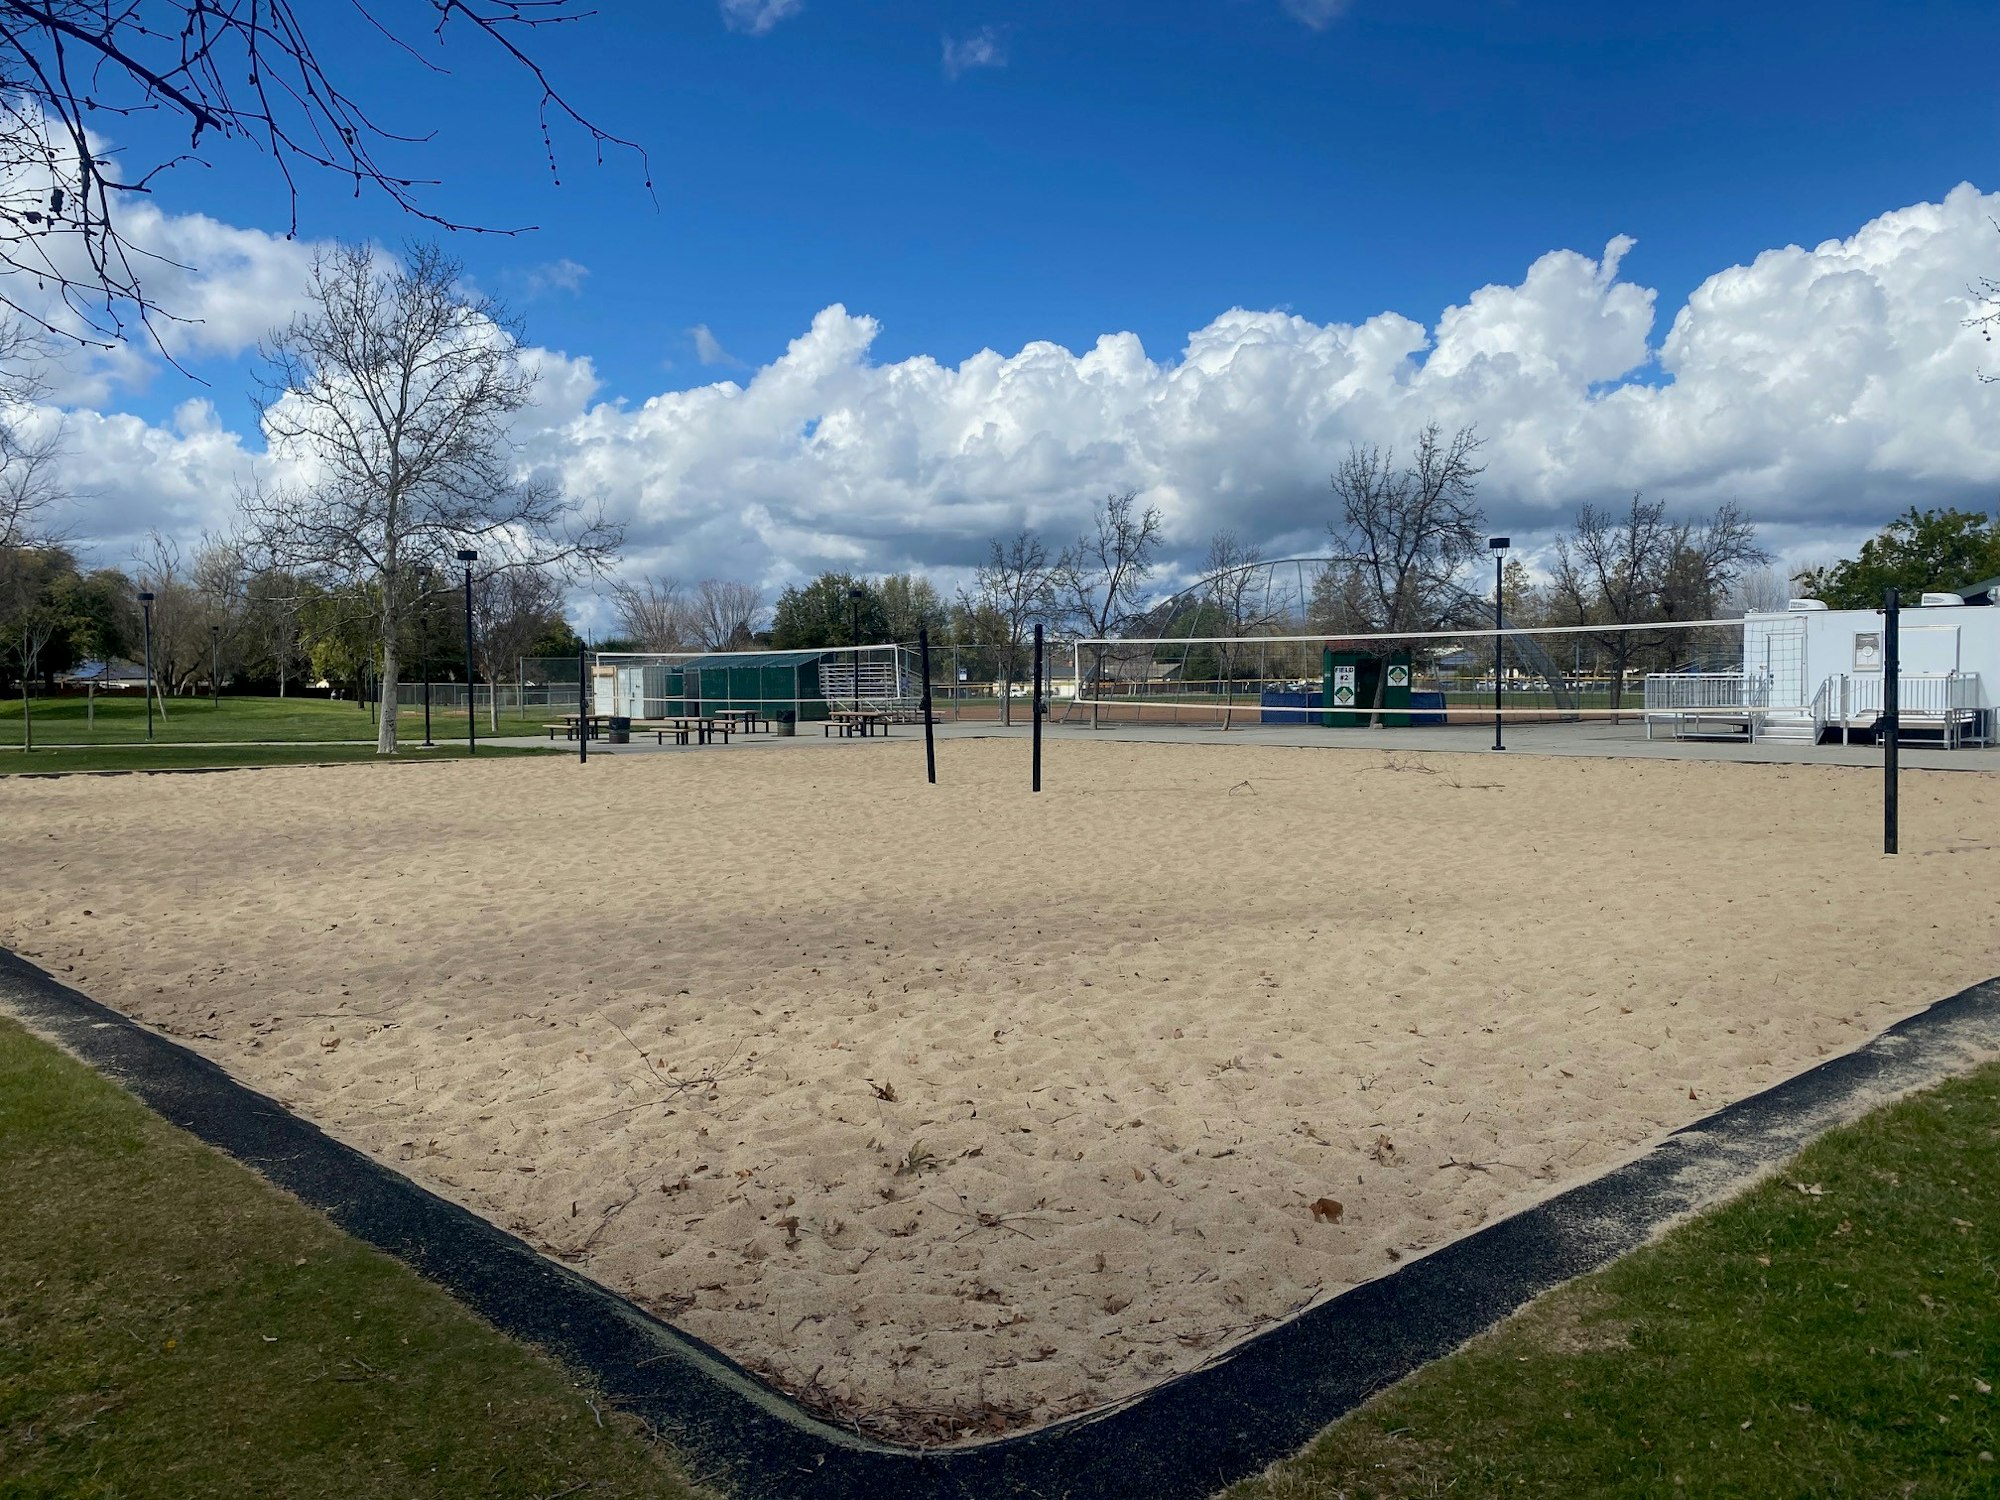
[1322, 648, 1413, 727]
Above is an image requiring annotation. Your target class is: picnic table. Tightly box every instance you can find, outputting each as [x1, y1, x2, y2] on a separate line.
[708, 709, 771, 734]
[825, 710, 890, 738]
[632, 716, 735, 746]
[543, 714, 604, 741]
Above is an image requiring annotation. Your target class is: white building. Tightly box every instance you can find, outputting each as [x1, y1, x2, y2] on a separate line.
[1741, 595, 1994, 746]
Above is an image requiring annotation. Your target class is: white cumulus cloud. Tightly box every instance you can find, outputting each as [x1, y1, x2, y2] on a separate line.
[17, 185, 2000, 610]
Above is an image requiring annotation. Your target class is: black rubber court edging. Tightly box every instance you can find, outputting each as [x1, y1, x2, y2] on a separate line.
[5, 947, 1997, 1500]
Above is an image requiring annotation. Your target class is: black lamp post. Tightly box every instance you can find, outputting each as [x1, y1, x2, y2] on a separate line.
[458, 549, 478, 756]
[209, 624, 220, 707]
[420, 567, 435, 748]
[138, 590, 156, 741]
[1488, 536, 1509, 752]
[847, 584, 865, 710]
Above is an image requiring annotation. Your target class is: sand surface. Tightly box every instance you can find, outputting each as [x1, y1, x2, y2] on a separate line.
[4, 738, 1997, 1442]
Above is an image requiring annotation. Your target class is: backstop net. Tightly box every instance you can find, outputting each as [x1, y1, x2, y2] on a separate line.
[1064, 611, 1995, 745]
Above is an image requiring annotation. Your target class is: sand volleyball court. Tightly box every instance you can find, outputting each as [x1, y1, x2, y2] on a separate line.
[4, 738, 1997, 1441]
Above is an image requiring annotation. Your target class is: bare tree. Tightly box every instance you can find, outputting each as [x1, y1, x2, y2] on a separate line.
[246, 241, 621, 754]
[687, 578, 764, 651]
[0, 2, 646, 345]
[610, 575, 689, 651]
[1550, 494, 1769, 707]
[1331, 423, 1486, 633]
[0, 317, 64, 551]
[1728, 563, 1795, 617]
[1201, 531, 1282, 685]
[1058, 491, 1163, 727]
[964, 529, 1058, 726]
[1328, 422, 1486, 723]
[473, 564, 564, 728]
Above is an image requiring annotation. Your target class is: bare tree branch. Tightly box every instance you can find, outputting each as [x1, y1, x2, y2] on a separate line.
[0, 2, 649, 347]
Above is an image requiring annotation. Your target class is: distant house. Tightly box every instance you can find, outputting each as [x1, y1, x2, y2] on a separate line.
[58, 659, 149, 690]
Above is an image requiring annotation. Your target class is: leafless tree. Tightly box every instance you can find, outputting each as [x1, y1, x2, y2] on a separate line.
[1330, 423, 1486, 633]
[1727, 563, 1794, 616]
[610, 575, 689, 651]
[473, 563, 563, 728]
[1327, 422, 1486, 722]
[1201, 530, 1282, 684]
[687, 578, 763, 650]
[1549, 494, 1769, 707]
[1058, 491, 1163, 726]
[0, 317, 64, 550]
[0, 2, 647, 345]
[245, 241, 621, 753]
[964, 529, 1058, 725]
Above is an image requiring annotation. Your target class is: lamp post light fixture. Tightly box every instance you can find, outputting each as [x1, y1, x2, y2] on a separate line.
[1487, 536, 1509, 752]
[847, 584, 865, 712]
[138, 590, 156, 741]
[458, 549, 478, 756]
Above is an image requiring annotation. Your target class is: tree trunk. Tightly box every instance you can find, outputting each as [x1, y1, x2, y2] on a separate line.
[377, 637, 401, 754]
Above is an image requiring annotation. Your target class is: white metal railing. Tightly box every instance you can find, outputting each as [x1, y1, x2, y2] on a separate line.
[1642, 672, 1773, 712]
[1814, 672, 1987, 748]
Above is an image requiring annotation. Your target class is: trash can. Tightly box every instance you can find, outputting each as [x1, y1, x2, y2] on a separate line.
[607, 715, 631, 744]
[776, 709, 797, 738]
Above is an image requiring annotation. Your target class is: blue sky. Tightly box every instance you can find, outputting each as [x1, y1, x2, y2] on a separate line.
[30, 0, 2000, 599]
[117, 0, 1998, 409]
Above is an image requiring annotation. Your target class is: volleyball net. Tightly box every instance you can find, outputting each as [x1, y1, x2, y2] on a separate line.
[1064, 614, 1825, 735]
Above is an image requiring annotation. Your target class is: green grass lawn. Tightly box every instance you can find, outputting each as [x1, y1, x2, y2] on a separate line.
[0, 744, 562, 776]
[1225, 1062, 2000, 1499]
[0, 1016, 712, 1500]
[0, 694, 569, 747]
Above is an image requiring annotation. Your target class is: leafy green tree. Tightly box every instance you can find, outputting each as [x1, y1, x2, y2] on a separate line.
[769, 573, 889, 649]
[526, 617, 585, 660]
[878, 573, 949, 644]
[1793, 508, 2000, 608]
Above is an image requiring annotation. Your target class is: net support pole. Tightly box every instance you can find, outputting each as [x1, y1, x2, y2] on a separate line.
[919, 626, 936, 785]
[1883, 587, 1899, 855]
[578, 643, 589, 764]
[1032, 623, 1044, 793]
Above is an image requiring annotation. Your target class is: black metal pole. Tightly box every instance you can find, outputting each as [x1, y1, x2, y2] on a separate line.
[919, 625, 936, 784]
[578, 641, 588, 765]
[462, 557, 477, 757]
[1032, 622, 1044, 793]
[851, 594, 861, 713]
[210, 625, 219, 707]
[1493, 551, 1505, 752]
[421, 573, 434, 747]
[141, 597, 154, 741]
[1884, 587, 1899, 856]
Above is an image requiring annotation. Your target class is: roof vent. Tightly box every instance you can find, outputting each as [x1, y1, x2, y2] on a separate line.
[1919, 592, 1964, 607]
[1786, 598, 1829, 611]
